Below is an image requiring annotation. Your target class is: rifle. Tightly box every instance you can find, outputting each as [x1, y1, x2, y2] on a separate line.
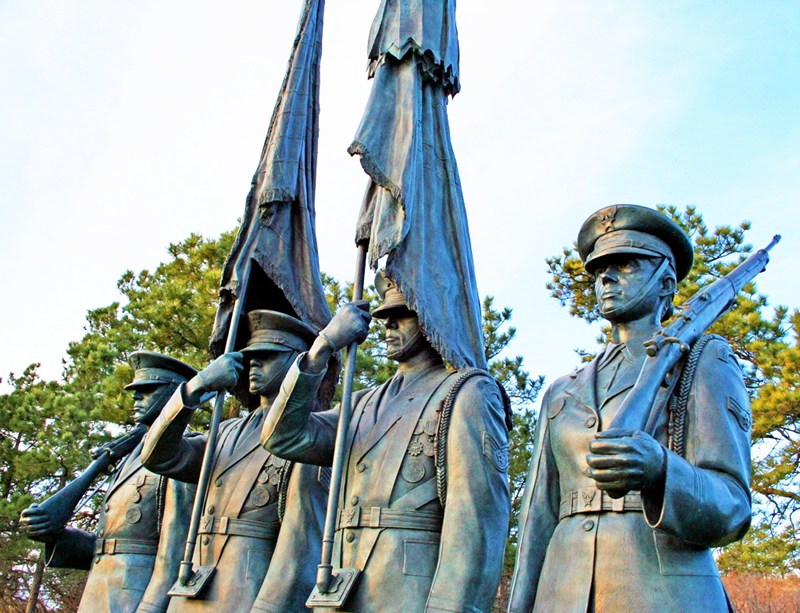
[21, 424, 147, 542]
[605, 235, 781, 497]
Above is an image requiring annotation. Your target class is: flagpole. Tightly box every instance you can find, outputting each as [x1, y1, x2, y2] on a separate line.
[312, 242, 367, 603]
[173, 258, 252, 591]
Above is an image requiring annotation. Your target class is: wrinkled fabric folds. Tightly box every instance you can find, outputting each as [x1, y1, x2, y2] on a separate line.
[350, 0, 484, 370]
[211, 0, 336, 400]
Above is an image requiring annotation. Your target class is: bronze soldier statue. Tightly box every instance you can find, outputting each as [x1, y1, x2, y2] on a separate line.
[20, 351, 198, 613]
[140, 310, 328, 612]
[262, 272, 511, 613]
[508, 205, 752, 612]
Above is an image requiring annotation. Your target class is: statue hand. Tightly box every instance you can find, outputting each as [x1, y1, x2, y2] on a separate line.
[20, 503, 65, 542]
[305, 302, 371, 374]
[319, 301, 371, 352]
[184, 352, 244, 406]
[586, 429, 666, 492]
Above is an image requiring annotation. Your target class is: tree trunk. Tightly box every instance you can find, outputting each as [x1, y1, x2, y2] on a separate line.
[25, 547, 45, 613]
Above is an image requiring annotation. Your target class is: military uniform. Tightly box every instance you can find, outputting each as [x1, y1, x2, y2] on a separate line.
[140, 311, 329, 613]
[45, 353, 197, 613]
[508, 205, 752, 613]
[263, 357, 510, 613]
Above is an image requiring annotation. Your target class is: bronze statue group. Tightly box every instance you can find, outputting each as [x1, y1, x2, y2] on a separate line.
[20, 2, 757, 612]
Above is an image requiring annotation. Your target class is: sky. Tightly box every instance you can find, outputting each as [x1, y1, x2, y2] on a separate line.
[1, 1, 799, 401]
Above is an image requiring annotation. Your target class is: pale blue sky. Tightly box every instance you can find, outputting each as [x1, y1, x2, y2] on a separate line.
[1, 1, 798, 396]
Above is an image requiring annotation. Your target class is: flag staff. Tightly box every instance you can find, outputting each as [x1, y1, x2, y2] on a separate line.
[172, 255, 253, 592]
[310, 242, 367, 606]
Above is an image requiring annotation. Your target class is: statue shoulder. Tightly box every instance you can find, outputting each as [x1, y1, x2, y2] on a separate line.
[449, 369, 506, 420]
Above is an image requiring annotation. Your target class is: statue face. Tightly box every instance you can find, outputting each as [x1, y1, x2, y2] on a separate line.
[593, 255, 663, 323]
[131, 384, 171, 425]
[248, 352, 295, 396]
[384, 312, 426, 362]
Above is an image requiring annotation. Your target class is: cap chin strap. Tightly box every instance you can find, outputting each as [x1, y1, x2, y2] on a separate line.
[386, 328, 427, 362]
[135, 383, 177, 425]
[598, 257, 672, 321]
[251, 351, 298, 395]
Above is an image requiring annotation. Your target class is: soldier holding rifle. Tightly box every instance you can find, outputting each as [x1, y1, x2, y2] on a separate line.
[140, 310, 328, 612]
[509, 205, 753, 612]
[262, 272, 510, 613]
[20, 352, 198, 613]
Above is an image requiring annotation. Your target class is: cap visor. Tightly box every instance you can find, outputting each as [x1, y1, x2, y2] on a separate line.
[240, 342, 295, 354]
[584, 247, 664, 273]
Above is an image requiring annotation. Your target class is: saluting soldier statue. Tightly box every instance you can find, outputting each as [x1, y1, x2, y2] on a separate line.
[262, 272, 511, 613]
[508, 205, 752, 613]
[140, 310, 328, 612]
[20, 352, 198, 613]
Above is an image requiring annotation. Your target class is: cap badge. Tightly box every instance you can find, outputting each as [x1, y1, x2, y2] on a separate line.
[598, 206, 618, 233]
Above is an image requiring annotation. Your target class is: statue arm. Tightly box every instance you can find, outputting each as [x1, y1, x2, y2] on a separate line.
[140, 385, 207, 483]
[261, 353, 338, 466]
[642, 337, 752, 547]
[425, 377, 511, 613]
[507, 388, 561, 613]
[43, 526, 96, 570]
[136, 479, 197, 613]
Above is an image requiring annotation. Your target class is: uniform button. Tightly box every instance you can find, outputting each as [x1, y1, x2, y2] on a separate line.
[207, 505, 215, 515]
[583, 520, 595, 531]
[585, 416, 597, 428]
[215, 478, 223, 487]
[98, 530, 104, 538]
[202, 536, 210, 545]
[350, 496, 359, 505]
[104, 504, 110, 512]
[345, 531, 355, 543]
[356, 463, 366, 473]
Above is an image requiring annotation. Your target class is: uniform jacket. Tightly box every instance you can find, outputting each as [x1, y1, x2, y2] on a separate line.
[262, 356, 510, 613]
[141, 387, 328, 613]
[508, 337, 752, 613]
[47, 442, 195, 613]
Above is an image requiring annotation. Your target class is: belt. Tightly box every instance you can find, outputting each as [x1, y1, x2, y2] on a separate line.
[198, 515, 281, 541]
[94, 538, 158, 556]
[559, 487, 642, 520]
[336, 506, 443, 532]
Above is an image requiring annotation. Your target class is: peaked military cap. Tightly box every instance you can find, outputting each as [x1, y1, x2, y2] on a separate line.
[577, 204, 694, 281]
[240, 310, 317, 354]
[372, 270, 415, 319]
[124, 351, 197, 390]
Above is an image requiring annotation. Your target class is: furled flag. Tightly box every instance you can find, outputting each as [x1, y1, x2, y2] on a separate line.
[211, 0, 337, 403]
[348, 0, 486, 370]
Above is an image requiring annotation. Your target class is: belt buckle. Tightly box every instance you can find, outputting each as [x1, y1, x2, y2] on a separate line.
[369, 507, 381, 529]
[341, 506, 360, 528]
[219, 516, 229, 535]
[580, 488, 601, 513]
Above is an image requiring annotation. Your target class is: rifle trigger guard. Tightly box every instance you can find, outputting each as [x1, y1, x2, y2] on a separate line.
[663, 337, 690, 353]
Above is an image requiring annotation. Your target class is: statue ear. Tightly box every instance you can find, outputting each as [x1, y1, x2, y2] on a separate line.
[658, 269, 677, 298]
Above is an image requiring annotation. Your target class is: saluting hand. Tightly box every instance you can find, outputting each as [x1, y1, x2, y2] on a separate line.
[183, 352, 244, 406]
[586, 429, 667, 493]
